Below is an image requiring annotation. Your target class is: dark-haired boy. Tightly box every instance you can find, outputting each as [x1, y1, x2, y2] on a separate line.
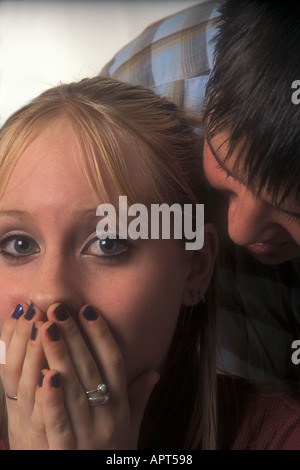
[101, 0, 300, 395]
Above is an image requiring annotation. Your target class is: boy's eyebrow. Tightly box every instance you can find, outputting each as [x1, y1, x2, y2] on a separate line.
[206, 139, 300, 220]
[206, 138, 238, 180]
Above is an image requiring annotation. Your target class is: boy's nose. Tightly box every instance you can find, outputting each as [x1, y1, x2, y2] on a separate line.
[227, 190, 277, 246]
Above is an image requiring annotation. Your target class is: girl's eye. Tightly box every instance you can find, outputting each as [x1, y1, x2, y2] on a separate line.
[82, 236, 129, 258]
[0, 234, 40, 259]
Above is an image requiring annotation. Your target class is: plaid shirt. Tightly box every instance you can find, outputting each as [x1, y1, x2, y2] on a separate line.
[101, 1, 220, 120]
[100, 1, 300, 395]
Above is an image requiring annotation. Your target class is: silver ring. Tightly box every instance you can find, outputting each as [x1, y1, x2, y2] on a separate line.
[87, 394, 110, 406]
[85, 383, 109, 407]
[6, 393, 18, 401]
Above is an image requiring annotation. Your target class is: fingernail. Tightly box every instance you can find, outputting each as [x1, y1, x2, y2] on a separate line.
[51, 372, 60, 388]
[38, 371, 44, 387]
[24, 303, 35, 321]
[83, 306, 99, 321]
[47, 323, 60, 341]
[12, 304, 24, 320]
[31, 322, 37, 341]
[54, 304, 69, 321]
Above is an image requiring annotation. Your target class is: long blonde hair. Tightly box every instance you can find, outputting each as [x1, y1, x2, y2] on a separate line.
[0, 76, 217, 449]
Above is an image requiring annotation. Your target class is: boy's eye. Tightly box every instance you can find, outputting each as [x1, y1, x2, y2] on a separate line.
[216, 163, 232, 180]
[284, 213, 300, 225]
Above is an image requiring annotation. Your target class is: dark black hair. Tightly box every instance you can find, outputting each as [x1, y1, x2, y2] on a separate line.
[204, 0, 300, 206]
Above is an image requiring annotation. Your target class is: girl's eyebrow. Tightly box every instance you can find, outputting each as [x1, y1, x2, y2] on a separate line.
[75, 208, 100, 219]
[0, 210, 32, 220]
[0, 208, 100, 220]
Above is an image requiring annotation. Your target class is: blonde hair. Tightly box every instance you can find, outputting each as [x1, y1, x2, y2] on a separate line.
[1, 77, 202, 206]
[0, 76, 217, 449]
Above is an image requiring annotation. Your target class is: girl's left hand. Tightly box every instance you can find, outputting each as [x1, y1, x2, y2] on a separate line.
[29, 304, 159, 450]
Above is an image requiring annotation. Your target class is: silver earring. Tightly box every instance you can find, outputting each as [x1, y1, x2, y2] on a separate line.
[190, 289, 205, 304]
[199, 290, 205, 303]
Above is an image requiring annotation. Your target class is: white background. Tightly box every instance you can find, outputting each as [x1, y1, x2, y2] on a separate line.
[0, 0, 201, 125]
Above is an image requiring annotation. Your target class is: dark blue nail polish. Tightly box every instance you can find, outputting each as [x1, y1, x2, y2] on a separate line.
[54, 304, 69, 321]
[38, 371, 44, 387]
[31, 322, 37, 341]
[83, 306, 99, 321]
[24, 303, 35, 321]
[12, 304, 23, 320]
[51, 372, 60, 388]
[47, 323, 60, 341]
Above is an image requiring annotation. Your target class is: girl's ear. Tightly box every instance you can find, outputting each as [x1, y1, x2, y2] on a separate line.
[181, 223, 218, 306]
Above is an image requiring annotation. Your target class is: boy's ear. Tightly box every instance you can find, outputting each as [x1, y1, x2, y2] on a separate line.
[182, 223, 218, 306]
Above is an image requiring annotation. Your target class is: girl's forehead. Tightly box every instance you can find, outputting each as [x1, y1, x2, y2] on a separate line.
[4, 119, 148, 209]
[1, 111, 170, 215]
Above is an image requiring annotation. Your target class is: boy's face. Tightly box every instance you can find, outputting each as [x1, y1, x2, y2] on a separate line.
[203, 133, 300, 265]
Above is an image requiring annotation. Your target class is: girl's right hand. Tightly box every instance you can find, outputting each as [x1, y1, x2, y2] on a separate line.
[0, 303, 46, 449]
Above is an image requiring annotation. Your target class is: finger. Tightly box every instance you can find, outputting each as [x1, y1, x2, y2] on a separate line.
[3, 303, 45, 398]
[0, 303, 28, 375]
[0, 304, 26, 396]
[29, 370, 49, 450]
[33, 370, 76, 450]
[3, 308, 46, 450]
[18, 321, 46, 412]
[0, 303, 25, 349]
[78, 305, 127, 406]
[46, 303, 103, 393]
[39, 320, 93, 447]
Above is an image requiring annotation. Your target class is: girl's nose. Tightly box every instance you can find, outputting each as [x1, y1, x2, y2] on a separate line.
[28, 254, 84, 316]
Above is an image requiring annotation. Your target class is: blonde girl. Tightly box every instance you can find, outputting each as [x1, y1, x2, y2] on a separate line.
[0, 76, 218, 450]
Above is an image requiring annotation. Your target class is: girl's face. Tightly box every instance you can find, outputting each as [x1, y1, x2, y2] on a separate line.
[0, 118, 205, 385]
